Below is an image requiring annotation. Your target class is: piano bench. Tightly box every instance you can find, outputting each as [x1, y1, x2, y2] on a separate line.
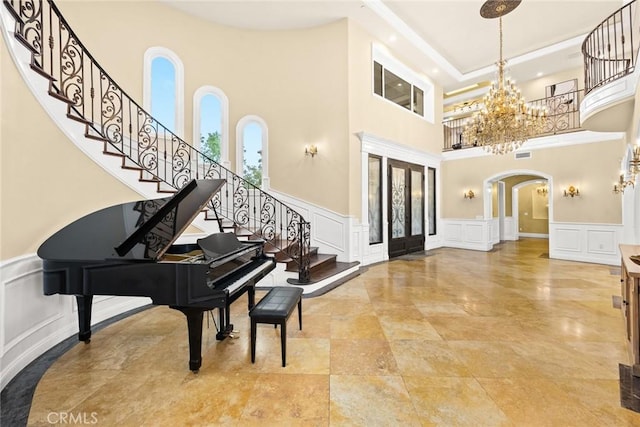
[249, 286, 303, 367]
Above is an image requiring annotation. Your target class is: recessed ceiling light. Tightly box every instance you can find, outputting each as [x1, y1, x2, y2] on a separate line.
[389, 34, 397, 42]
[537, 72, 544, 77]
[432, 68, 439, 74]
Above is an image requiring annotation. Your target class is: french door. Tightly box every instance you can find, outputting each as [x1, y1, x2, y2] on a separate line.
[388, 160, 425, 258]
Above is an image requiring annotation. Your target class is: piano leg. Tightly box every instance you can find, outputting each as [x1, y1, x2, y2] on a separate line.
[75, 295, 93, 343]
[171, 306, 204, 372]
[248, 286, 255, 310]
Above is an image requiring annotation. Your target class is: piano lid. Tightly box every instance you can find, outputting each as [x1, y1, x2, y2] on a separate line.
[37, 179, 225, 262]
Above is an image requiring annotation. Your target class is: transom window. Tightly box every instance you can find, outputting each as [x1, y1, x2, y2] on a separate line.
[371, 44, 433, 122]
[374, 61, 425, 117]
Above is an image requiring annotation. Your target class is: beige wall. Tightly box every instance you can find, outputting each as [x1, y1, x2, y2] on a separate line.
[440, 138, 625, 223]
[346, 21, 444, 218]
[627, 60, 640, 144]
[517, 66, 583, 102]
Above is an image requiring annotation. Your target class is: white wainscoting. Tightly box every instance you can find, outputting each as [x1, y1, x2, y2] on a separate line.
[0, 255, 150, 390]
[549, 222, 624, 265]
[440, 219, 623, 265]
[503, 216, 517, 241]
[490, 218, 500, 244]
[441, 219, 494, 251]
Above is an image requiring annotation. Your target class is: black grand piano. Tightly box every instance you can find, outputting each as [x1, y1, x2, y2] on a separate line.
[37, 179, 276, 372]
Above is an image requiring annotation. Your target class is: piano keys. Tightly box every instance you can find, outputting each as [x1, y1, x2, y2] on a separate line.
[37, 179, 276, 372]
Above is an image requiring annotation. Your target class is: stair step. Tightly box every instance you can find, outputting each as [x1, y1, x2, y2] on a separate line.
[219, 221, 236, 229]
[103, 142, 124, 157]
[156, 180, 177, 193]
[287, 261, 361, 287]
[67, 106, 91, 125]
[264, 239, 296, 254]
[286, 253, 336, 273]
[234, 228, 255, 237]
[121, 156, 142, 171]
[203, 210, 220, 222]
[30, 60, 54, 80]
[139, 170, 160, 183]
[279, 245, 318, 259]
[14, 31, 41, 56]
[85, 132, 109, 143]
[5, 5, 25, 27]
[48, 88, 73, 105]
[273, 252, 293, 263]
[67, 112, 91, 125]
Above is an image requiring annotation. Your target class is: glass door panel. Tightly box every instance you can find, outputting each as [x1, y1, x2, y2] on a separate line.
[391, 166, 406, 238]
[368, 156, 382, 244]
[411, 169, 423, 236]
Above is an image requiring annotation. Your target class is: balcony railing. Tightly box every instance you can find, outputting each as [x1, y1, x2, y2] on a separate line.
[443, 89, 584, 151]
[583, 0, 639, 94]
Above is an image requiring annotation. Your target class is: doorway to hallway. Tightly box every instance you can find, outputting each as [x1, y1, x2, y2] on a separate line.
[485, 170, 552, 254]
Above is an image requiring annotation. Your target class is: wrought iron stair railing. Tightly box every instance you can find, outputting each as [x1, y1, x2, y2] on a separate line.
[3, 0, 311, 283]
[583, 0, 639, 94]
[443, 88, 584, 151]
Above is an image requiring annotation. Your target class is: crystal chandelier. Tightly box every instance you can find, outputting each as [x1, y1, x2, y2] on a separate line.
[464, 0, 547, 155]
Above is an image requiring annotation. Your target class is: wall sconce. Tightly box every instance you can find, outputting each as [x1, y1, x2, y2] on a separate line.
[536, 185, 548, 196]
[614, 173, 635, 194]
[630, 144, 640, 176]
[563, 185, 580, 198]
[464, 190, 475, 199]
[305, 145, 318, 158]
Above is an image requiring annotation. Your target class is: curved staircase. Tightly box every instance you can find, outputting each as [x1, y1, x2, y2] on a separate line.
[1, 0, 359, 293]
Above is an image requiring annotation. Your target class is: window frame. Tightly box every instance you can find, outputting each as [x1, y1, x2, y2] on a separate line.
[372, 45, 434, 123]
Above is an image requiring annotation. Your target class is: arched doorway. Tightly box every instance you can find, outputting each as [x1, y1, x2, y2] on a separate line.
[483, 170, 553, 250]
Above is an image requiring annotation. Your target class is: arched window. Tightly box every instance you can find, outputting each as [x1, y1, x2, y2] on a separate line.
[236, 116, 268, 189]
[143, 47, 184, 137]
[193, 86, 229, 168]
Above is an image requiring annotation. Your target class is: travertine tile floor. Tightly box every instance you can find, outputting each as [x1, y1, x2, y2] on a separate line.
[26, 239, 640, 425]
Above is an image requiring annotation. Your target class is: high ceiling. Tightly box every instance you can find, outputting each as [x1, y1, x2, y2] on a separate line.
[162, 0, 625, 93]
